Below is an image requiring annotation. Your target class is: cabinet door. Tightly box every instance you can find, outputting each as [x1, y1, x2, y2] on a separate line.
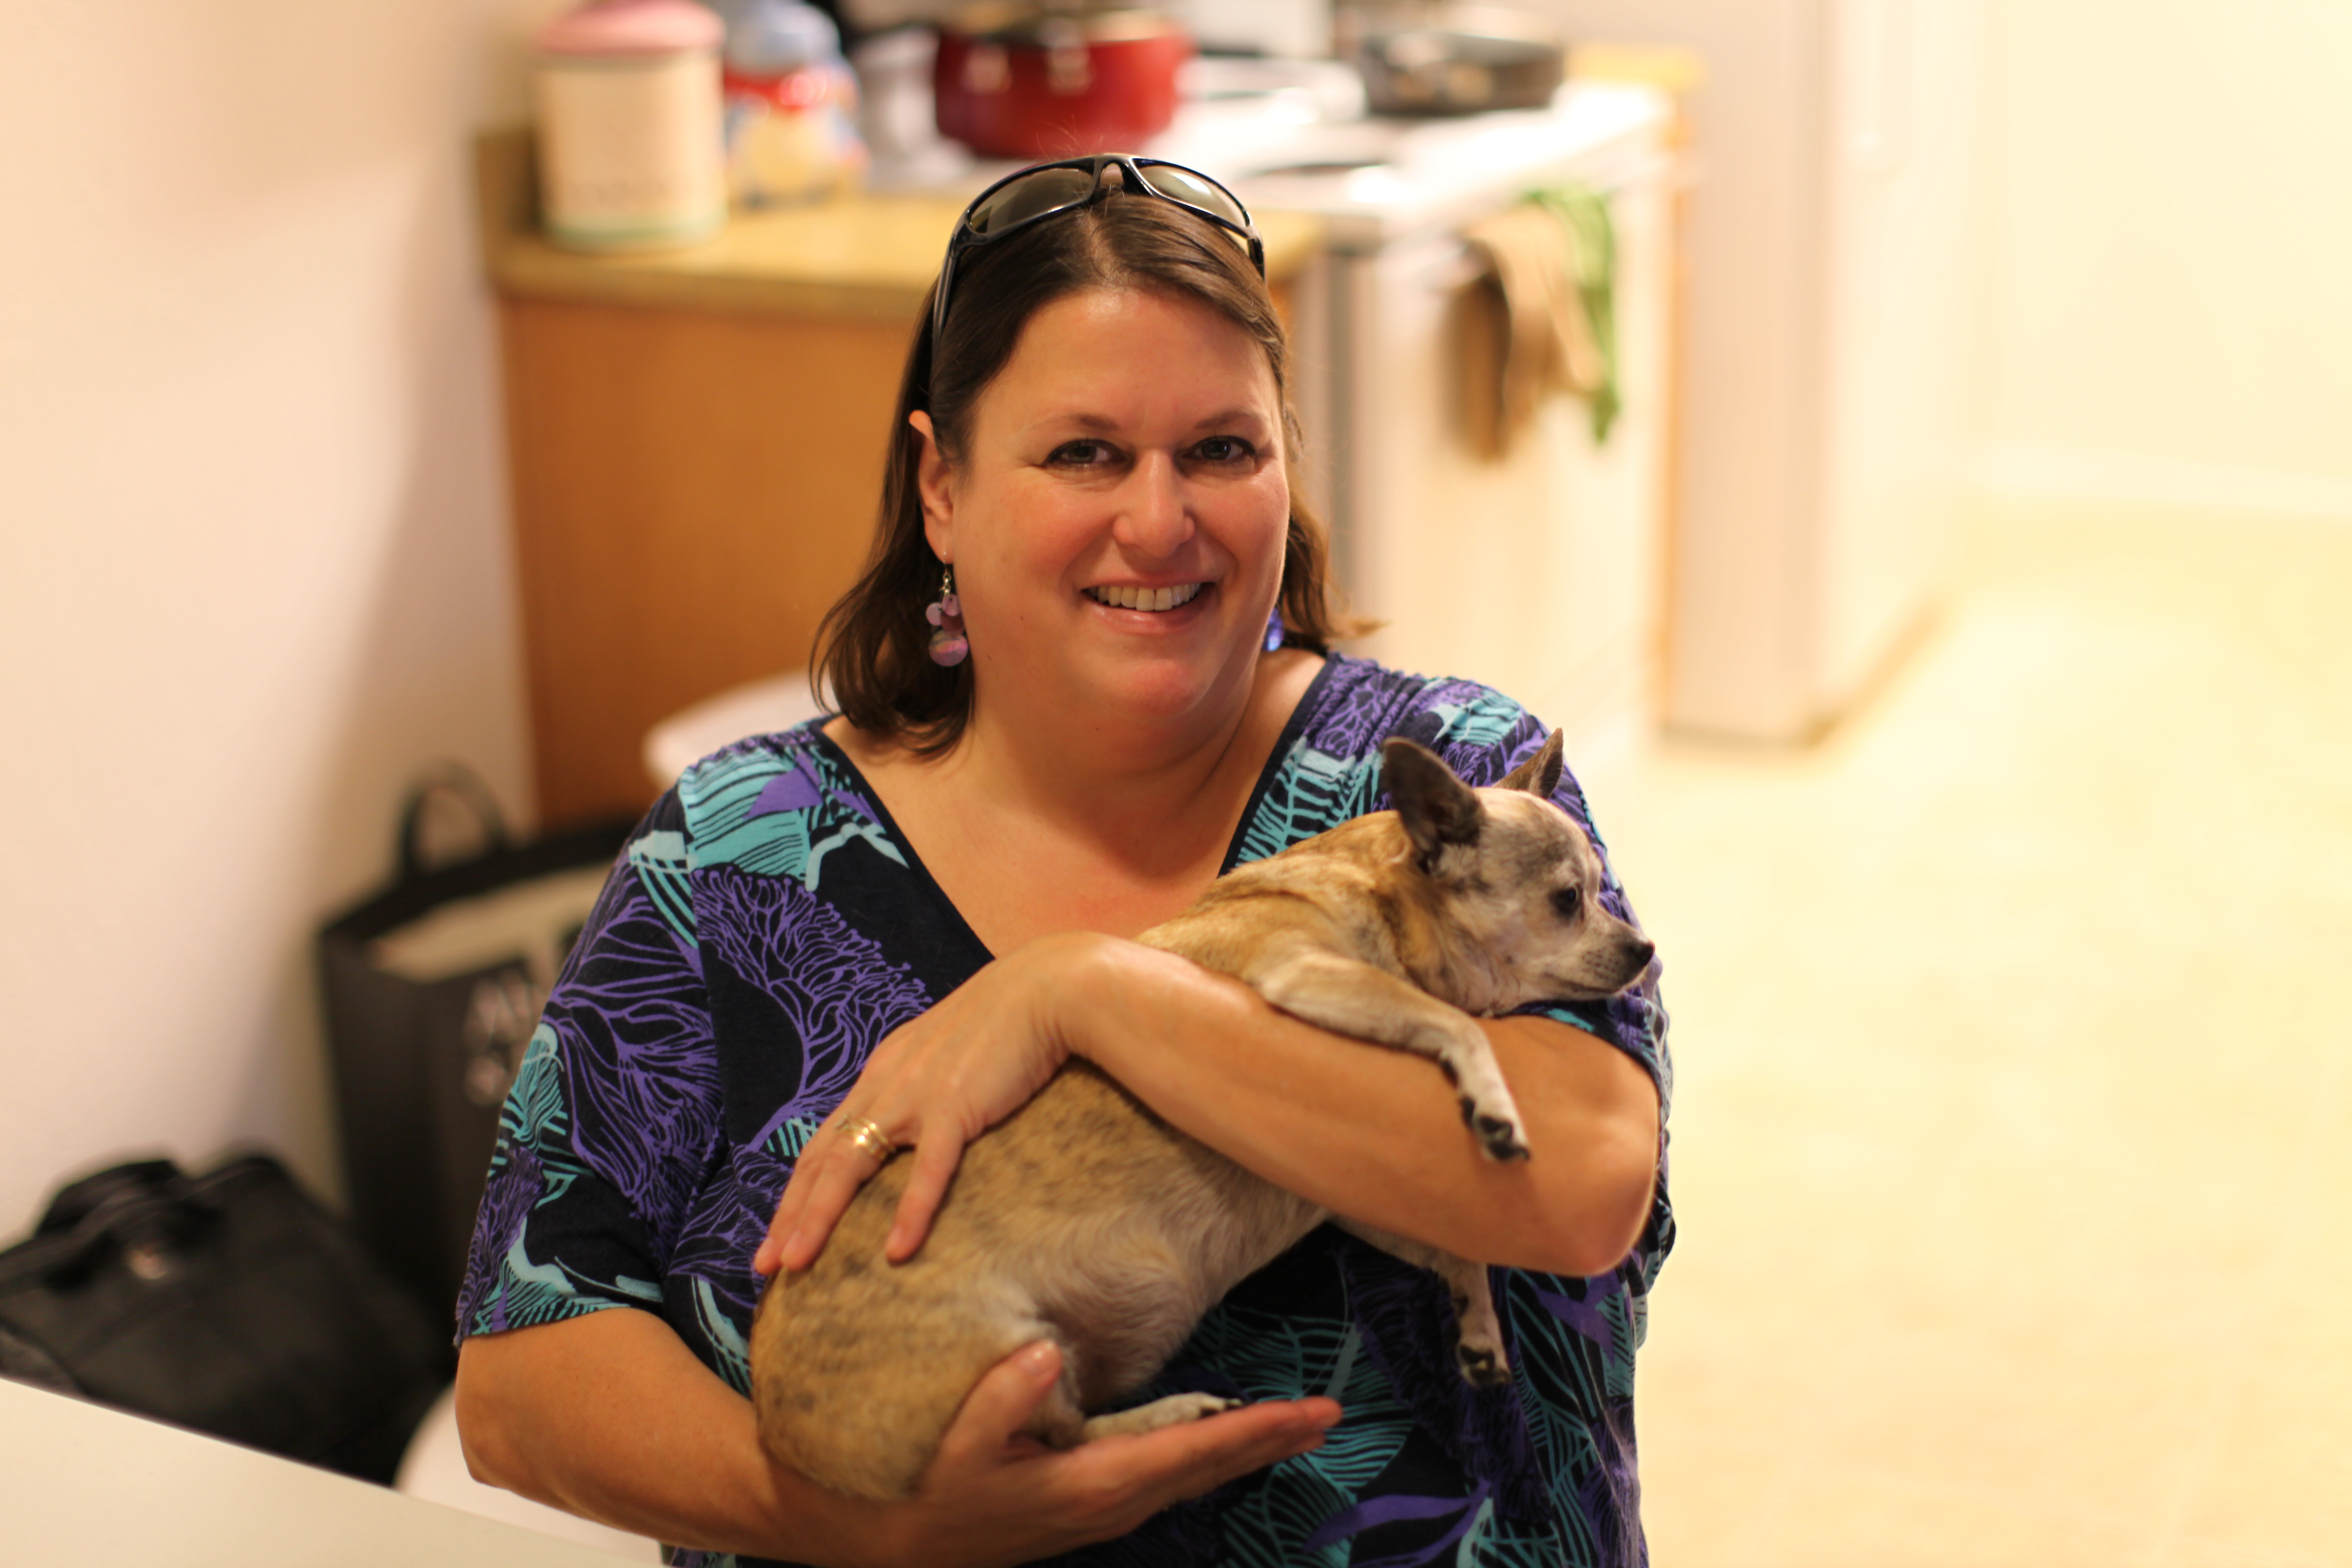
[501, 298, 908, 827]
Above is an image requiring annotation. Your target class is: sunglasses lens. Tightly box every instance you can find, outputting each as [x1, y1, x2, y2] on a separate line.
[939, 158, 1259, 342]
[966, 166, 1101, 237]
[1133, 163, 1248, 227]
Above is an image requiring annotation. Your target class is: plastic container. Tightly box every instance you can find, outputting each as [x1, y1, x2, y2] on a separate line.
[719, 0, 867, 208]
[534, 0, 727, 252]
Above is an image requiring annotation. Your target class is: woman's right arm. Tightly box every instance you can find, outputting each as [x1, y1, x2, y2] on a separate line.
[455, 1307, 1338, 1568]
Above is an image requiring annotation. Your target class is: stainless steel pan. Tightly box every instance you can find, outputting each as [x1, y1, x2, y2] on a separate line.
[1348, 5, 1567, 116]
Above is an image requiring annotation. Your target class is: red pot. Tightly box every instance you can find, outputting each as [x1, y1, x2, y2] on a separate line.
[934, 5, 1191, 161]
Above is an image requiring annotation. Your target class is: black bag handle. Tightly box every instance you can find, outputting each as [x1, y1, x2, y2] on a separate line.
[22, 1158, 219, 1287]
[396, 762, 511, 884]
[36, 1158, 183, 1237]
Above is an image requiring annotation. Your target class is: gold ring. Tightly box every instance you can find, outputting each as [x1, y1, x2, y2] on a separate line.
[840, 1116, 897, 1164]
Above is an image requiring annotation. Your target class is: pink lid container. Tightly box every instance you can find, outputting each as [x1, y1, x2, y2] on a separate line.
[539, 0, 723, 56]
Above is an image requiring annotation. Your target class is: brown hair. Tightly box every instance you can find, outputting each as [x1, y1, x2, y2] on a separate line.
[812, 175, 1367, 754]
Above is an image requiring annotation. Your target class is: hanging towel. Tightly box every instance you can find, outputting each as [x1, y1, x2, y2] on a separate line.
[1458, 183, 1619, 459]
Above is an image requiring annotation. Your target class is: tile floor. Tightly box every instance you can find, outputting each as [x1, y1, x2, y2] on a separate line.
[1599, 503, 2352, 1566]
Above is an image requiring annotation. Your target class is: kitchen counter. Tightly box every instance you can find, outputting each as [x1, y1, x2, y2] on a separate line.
[475, 129, 1326, 324]
[0, 1378, 634, 1565]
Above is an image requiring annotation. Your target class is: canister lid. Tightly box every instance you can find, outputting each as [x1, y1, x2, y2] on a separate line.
[539, 0, 725, 56]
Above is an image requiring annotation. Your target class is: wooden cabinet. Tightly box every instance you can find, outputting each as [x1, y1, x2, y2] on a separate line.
[498, 295, 908, 828]
[477, 133, 1319, 828]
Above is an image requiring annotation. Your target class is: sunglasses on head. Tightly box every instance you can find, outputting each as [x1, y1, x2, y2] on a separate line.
[930, 155, 1267, 348]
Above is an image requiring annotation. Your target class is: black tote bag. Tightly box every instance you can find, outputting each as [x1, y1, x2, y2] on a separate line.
[316, 765, 634, 1323]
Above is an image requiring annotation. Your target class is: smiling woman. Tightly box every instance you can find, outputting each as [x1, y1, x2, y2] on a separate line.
[450, 155, 1671, 1568]
[814, 158, 1363, 762]
[908, 285, 1292, 756]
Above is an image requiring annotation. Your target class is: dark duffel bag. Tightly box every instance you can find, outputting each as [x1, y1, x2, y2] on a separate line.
[0, 1153, 450, 1483]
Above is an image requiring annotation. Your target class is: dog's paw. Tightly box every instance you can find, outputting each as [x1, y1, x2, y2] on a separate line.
[1148, 1392, 1244, 1425]
[1477, 1117, 1532, 1162]
[1455, 1340, 1512, 1388]
[1459, 1101, 1532, 1162]
[1082, 1393, 1243, 1442]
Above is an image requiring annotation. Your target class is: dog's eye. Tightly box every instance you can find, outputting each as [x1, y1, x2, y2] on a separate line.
[1551, 887, 1582, 920]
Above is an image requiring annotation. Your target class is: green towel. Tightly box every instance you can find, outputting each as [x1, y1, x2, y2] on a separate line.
[1523, 183, 1620, 445]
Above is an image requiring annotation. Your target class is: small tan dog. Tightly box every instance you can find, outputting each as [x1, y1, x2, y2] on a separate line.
[750, 732, 1653, 1501]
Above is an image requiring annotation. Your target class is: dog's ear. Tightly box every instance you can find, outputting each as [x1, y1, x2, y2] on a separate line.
[1383, 738, 1485, 873]
[1496, 729, 1566, 799]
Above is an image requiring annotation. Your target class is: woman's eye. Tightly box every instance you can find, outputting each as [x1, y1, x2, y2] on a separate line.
[1049, 440, 1117, 467]
[1550, 887, 1582, 920]
[1191, 436, 1256, 464]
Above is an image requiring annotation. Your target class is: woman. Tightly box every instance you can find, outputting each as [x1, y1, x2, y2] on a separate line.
[454, 155, 1671, 1568]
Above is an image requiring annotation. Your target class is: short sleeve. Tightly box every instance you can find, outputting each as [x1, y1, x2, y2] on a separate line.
[456, 795, 722, 1340]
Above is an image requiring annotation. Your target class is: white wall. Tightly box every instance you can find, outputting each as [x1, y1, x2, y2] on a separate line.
[1976, 0, 2352, 517]
[1542, 0, 2349, 528]
[0, 1, 570, 1234]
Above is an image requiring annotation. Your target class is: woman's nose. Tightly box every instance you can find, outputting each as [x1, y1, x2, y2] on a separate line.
[1112, 453, 1193, 556]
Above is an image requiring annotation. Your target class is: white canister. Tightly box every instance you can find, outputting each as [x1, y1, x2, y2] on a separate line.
[536, 0, 727, 252]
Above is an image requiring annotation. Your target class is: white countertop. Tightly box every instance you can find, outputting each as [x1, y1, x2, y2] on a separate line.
[0, 1378, 640, 1566]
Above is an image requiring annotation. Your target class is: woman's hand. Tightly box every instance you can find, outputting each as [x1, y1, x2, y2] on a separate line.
[458, 1308, 1338, 1568]
[755, 931, 1119, 1275]
[862, 1339, 1341, 1568]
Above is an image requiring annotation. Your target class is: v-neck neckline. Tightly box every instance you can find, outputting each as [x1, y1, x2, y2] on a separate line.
[805, 655, 1340, 964]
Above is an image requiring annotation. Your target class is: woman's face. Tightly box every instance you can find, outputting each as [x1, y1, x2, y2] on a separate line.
[914, 286, 1291, 737]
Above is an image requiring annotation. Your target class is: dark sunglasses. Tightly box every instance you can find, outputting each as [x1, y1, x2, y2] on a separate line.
[930, 155, 1267, 347]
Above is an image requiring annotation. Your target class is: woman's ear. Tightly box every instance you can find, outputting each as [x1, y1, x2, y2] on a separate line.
[910, 410, 955, 561]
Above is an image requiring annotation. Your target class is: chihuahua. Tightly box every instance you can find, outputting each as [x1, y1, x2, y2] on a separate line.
[750, 731, 1654, 1501]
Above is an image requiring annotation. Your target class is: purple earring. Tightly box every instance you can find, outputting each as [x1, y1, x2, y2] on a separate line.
[926, 566, 968, 667]
[1264, 607, 1285, 653]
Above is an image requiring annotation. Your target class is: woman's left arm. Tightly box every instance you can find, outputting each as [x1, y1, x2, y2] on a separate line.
[760, 931, 1658, 1280]
[1061, 937, 1660, 1277]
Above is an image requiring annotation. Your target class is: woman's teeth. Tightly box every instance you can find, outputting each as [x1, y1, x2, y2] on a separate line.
[1086, 583, 1203, 612]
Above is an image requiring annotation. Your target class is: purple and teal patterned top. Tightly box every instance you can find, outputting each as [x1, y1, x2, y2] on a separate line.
[458, 654, 1673, 1568]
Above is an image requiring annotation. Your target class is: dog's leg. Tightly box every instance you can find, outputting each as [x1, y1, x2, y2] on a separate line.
[1021, 1333, 1242, 1447]
[1244, 949, 1530, 1160]
[1335, 1221, 1511, 1389]
[1078, 1392, 1246, 1442]
[1442, 1259, 1510, 1389]
[1020, 1357, 1236, 1449]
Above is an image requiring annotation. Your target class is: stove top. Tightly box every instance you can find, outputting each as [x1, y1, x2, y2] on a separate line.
[1155, 77, 1668, 247]
[855, 40, 1666, 248]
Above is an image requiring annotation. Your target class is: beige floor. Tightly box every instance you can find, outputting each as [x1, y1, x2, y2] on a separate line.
[1601, 504, 2352, 1567]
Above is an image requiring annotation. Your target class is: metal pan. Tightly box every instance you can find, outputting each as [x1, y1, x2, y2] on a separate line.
[1348, 5, 1567, 116]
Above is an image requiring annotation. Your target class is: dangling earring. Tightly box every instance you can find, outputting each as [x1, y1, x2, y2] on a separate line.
[925, 566, 968, 667]
[1263, 606, 1285, 653]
